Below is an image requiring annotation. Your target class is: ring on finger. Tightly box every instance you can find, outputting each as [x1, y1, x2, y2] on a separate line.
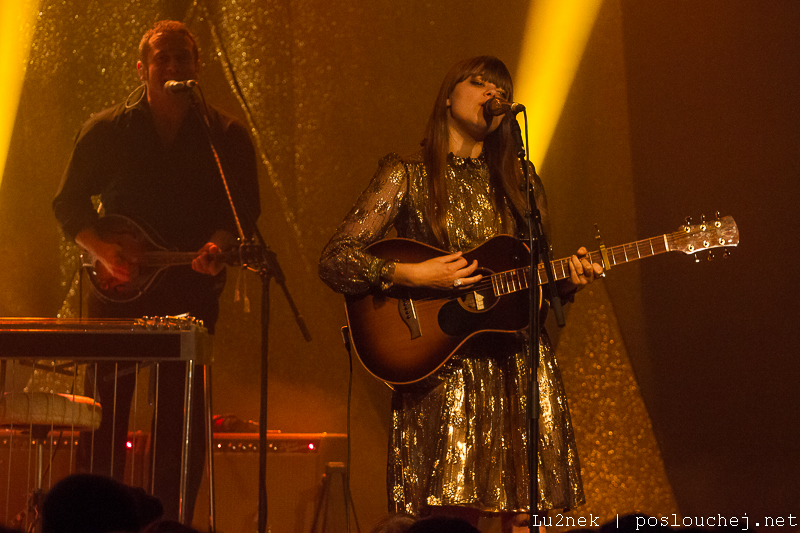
[453, 278, 462, 287]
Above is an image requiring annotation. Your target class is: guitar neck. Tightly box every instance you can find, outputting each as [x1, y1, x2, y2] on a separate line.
[140, 251, 197, 266]
[492, 231, 679, 296]
[544, 232, 677, 283]
[139, 250, 238, 267]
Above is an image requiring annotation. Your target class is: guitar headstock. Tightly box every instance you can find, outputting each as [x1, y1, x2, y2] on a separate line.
[673, 213, 739, 257]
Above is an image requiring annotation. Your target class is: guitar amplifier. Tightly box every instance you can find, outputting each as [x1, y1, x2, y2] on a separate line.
[192, 432, 348, 533]
[0, 430, 169, 524]
[0, 430, 82, 524]
[0, 431, 348, 530]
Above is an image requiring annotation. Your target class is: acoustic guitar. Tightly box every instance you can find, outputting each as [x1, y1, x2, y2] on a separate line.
[344, 215, 739, 385]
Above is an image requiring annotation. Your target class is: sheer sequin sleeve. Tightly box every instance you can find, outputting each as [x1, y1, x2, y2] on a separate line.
[319, 153, 408, 294]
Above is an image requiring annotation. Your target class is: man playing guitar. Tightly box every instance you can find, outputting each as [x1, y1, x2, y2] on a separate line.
[52, 20, 260, 522]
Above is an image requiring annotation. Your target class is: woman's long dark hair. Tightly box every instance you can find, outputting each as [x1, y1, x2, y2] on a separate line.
[422, 56, 526, 248]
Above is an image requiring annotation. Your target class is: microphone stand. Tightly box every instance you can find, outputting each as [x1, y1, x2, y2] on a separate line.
[509, 114, 565, 533]
[189, 85, 312, 533]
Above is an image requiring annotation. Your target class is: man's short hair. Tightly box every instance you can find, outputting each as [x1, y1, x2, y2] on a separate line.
[139, 20, 199, 66]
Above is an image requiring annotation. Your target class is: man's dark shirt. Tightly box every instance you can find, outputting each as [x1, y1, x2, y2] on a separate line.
[52, 86, 260, 520]
[53, 86, 260, 327]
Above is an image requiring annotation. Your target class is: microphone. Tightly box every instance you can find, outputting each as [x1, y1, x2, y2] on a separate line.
[483, 97, 525, 116]
[164, 79, 198, 93]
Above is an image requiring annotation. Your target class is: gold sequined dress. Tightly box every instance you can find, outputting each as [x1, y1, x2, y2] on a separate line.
[319, 151, 584, 514]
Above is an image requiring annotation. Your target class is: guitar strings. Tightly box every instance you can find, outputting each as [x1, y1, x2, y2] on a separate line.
[411, 229, 704, 304]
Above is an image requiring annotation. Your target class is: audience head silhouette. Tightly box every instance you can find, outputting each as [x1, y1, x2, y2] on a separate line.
[406, 516, 481, 533]
[42, 474, 162, 533]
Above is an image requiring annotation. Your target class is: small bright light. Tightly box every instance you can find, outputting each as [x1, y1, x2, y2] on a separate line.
[126, 441, 133, 449]
[308, 443, 315, 451]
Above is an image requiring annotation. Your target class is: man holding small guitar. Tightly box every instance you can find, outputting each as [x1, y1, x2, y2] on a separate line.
[52, 20, 260, 522]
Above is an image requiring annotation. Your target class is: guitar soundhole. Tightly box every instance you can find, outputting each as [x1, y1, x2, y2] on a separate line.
[438, 268, 497, 336]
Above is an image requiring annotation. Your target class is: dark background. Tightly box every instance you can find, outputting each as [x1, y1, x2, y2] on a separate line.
[1, 0, 797, 528]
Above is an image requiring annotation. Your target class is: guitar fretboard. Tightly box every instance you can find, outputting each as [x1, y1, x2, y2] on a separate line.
[135, 250, 241, 266]
[137, 251, 199, 266]
[491, 231, 679, 296]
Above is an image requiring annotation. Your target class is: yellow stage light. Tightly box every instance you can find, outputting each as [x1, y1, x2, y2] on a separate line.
[0, 0, 41, 189]
[514, 0, 603, 170]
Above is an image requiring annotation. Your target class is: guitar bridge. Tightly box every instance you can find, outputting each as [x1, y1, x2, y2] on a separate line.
[398, 298, 421, 339]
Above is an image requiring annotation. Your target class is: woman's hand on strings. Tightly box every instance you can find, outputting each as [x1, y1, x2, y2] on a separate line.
[392, 251, 482, 290]
[565, 246, 604, 291]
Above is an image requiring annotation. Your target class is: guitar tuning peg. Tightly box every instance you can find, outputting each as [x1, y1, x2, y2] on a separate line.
[723, 249, 731, 259]
[694, 254, 701, 263]
[715, 211, 721, 220]
[685, 216, 693, 225]
[707, 250, 716, 261]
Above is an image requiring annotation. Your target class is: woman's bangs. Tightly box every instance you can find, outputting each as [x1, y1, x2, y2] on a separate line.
[478, 60, 513, 99]
[455, 57, 513, 99]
